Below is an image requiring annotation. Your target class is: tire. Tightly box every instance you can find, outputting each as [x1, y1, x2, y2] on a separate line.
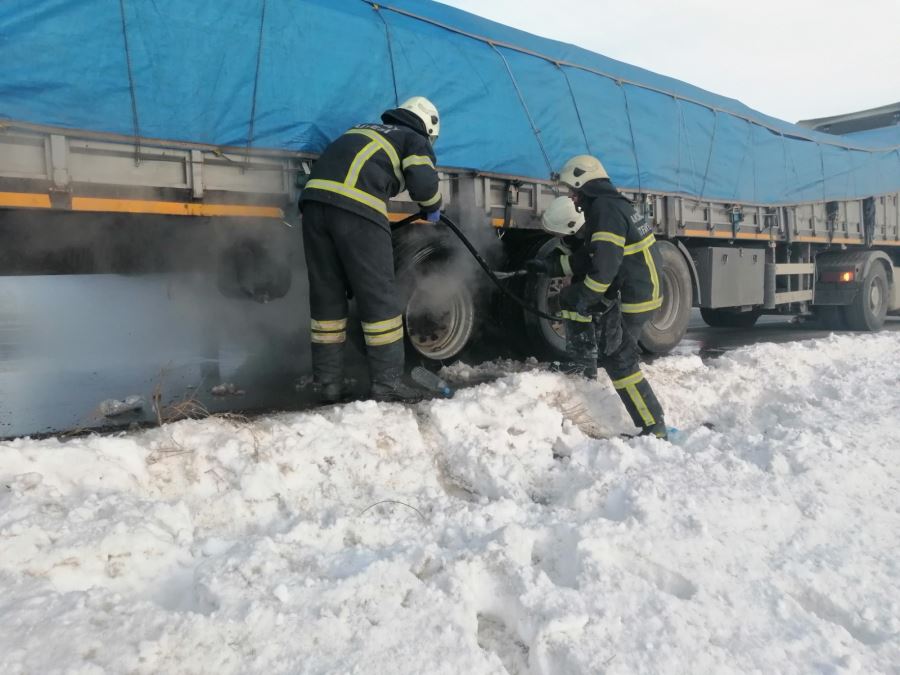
[699, 307, 762, 328]
[639, 240, 692, 354]
[842, 262, 889, 331]
[518, 237, 569, 361]
[394, 226, 477, 364]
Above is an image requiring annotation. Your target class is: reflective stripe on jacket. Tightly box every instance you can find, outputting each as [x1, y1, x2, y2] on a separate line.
[300, 121, 441, 230]
[563, 179, 664, 314]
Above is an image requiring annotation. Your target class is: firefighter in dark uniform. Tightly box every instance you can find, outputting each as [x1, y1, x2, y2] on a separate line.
[533, 155, 668, 439]
[299, 96, 442, 403]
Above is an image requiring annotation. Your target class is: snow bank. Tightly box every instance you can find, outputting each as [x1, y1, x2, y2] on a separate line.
[2, 333, 899, 674]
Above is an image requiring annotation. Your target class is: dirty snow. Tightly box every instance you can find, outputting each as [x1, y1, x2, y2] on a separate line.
[1, 333, 899, 674]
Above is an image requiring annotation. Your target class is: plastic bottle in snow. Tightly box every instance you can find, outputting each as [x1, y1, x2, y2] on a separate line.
[410, 366, 454, 398]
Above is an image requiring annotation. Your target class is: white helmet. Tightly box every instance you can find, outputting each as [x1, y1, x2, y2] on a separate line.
[558, 154, 608, 189]
[399, 96, 440, 143]
[541, 196, 585, 236]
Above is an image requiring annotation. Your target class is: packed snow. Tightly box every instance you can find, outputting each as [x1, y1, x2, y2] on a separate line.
[1, 333, 899, 674]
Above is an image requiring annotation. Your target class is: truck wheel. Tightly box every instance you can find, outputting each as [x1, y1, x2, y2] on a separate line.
[639, 240, 692, 354]
[519, 238, 569, 361]
[699, 307, 761, 328]
[842, 262, 889, 331]
[394, 228, 477, 363]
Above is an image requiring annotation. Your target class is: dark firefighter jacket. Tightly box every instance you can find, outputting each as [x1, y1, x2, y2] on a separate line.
[550, 179, 664, 314]
[299, 108, 442, 231]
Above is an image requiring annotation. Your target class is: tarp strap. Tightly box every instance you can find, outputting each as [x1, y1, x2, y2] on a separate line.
[779, 132, 797, 201]
[698, 110, 720, 201]
[117, 0, 141, 166]
[491, 44, 554, 176]
[732, 121, 754, 200]
[246, 0, 268, 162]
[675, 98, 683, 194]
[818, 142, 827, 202]
[558, 64, 593, 156]
[620, 83, 642, 195]
[676, 98, 698, 196]
[372, 5, 400, 106]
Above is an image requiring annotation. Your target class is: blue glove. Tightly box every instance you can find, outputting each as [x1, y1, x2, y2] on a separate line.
[423, 209, 441, 223]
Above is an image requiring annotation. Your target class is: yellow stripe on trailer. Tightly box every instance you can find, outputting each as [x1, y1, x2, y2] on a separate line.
[1, 192, 285, 218]
[71, 197, 284, 218]
[0, 191, 52, 209]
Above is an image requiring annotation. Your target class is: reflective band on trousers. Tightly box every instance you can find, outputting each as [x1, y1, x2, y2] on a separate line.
[311, 331, 346, 344]
[312, 318, 347, 331]
[362, 315, 404, 346]
[612, 371, 656, 426]
[311, 317, 348, 344]
[362, 315, 402, 333]
[364, 327, 403, 346]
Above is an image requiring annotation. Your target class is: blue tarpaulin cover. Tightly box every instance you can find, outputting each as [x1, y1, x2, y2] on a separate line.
[2, 0, 899, 203]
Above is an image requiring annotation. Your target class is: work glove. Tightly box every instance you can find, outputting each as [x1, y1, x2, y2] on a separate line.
[423, 209, 441, 224]
[558, 283, 617, 318]
[557, 282, 590, 316]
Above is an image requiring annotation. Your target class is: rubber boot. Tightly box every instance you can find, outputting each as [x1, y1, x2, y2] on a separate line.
[367, 341, 426, 403]
[312, 342, 345, 404]
[560, 318, 598, 379]
[614, 372, 667, 439]
[639, 422, 669, 440]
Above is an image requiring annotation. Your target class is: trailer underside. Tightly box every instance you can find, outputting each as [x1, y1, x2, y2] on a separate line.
[2, 122, 899, 437]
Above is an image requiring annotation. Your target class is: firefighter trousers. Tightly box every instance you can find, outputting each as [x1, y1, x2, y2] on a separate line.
[565, 306, 666, 434]
[301, 201, 405, 393]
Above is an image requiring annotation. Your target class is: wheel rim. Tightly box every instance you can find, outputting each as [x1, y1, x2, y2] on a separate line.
[869, 278, 883, 313]
[546, 276, 568, 340]
[405, 285, 473, 360]
[651, 267, 680, 332]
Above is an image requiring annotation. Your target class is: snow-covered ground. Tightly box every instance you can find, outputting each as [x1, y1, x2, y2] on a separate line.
[2, 333, 899, 674]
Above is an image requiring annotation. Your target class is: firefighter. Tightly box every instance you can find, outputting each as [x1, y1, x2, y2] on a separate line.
[299, 96, 442, 403]
[531, 155, 668, 439]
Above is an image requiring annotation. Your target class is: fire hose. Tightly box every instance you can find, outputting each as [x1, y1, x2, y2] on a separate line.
[392, 212, 564, 322]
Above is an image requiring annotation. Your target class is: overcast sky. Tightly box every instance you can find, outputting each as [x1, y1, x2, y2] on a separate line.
[438, 0, 900, 123]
